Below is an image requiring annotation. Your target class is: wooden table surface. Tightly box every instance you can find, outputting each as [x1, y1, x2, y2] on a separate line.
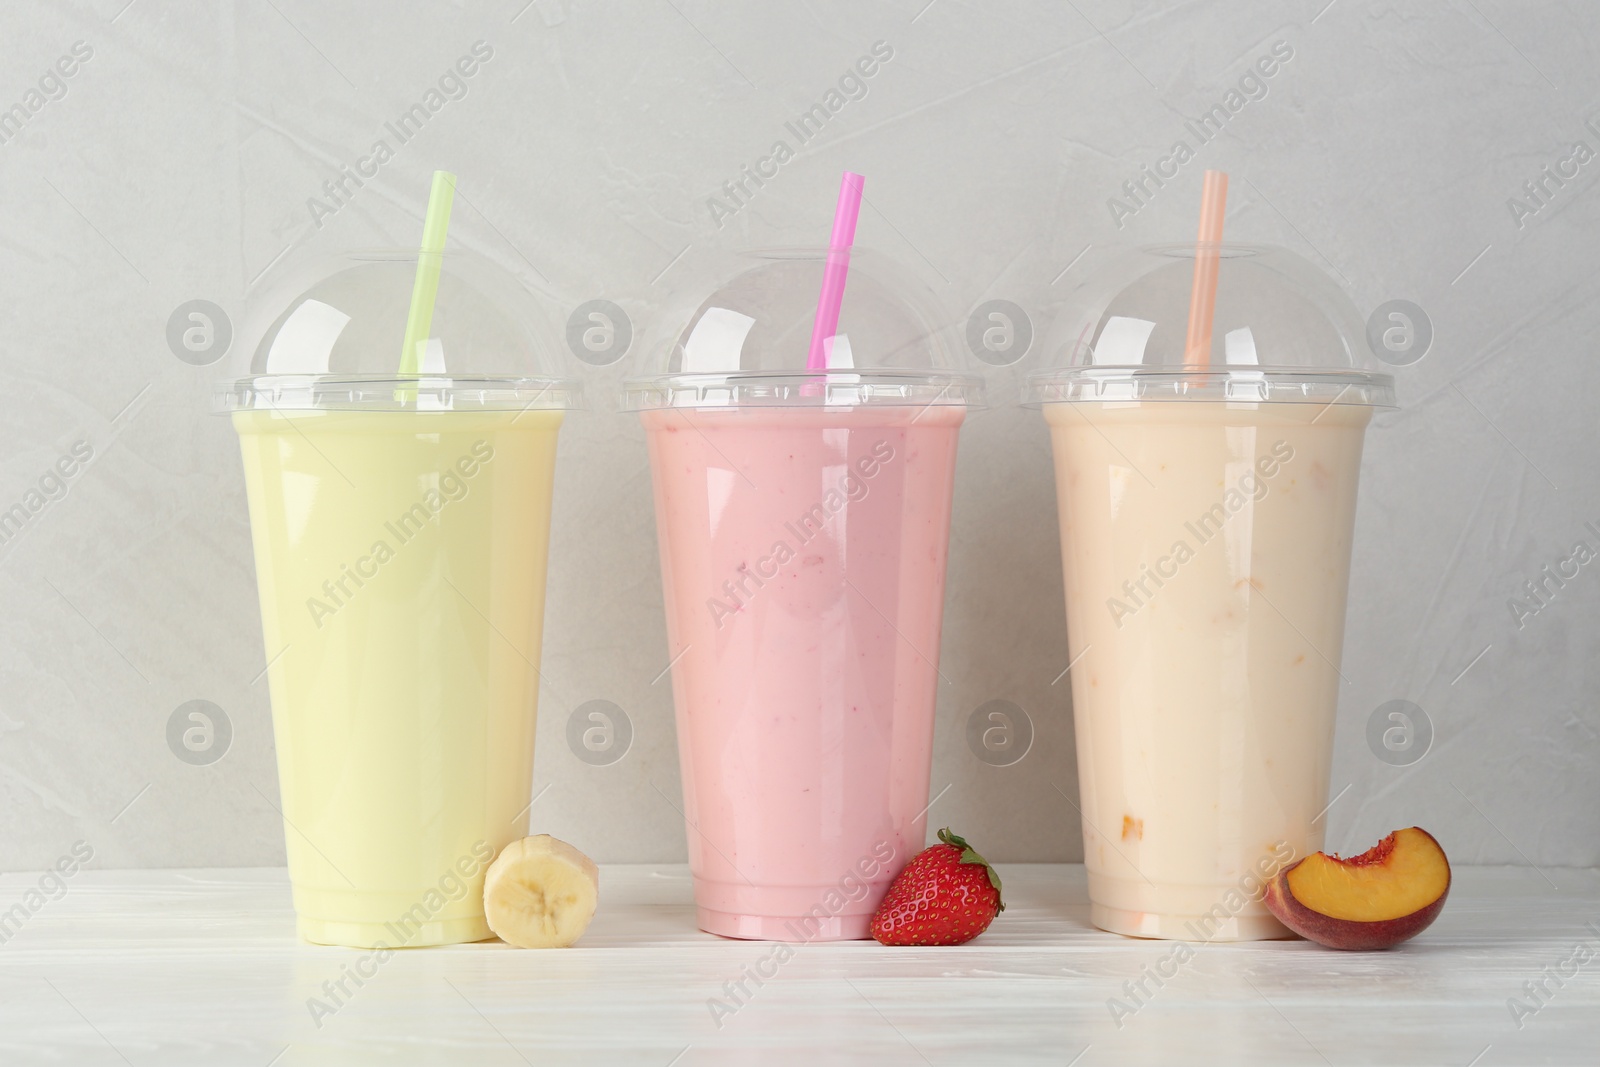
[0, 864, 1595, 1065]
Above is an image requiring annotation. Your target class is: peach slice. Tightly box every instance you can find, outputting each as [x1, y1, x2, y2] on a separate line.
[1264, 827, 1450, 950]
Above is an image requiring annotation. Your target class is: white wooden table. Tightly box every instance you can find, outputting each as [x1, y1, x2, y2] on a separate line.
[1, 865, 1595, 1065]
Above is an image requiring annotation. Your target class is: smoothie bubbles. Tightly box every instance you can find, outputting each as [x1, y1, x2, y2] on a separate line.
[218, 173, 579, 948]
[1026, 171, 1395, 940]
[626, 173, 983, 941]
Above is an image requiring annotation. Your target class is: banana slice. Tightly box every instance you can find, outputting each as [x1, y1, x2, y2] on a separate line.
[483, 835, 599, 948]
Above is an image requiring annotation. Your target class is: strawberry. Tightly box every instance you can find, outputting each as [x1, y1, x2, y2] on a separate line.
[870, 827, 1004, 946]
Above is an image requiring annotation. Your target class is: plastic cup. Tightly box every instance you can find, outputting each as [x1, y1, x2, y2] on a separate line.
[218, 251, 578, 947]
[1026, 245, 1395, 940]
[626, 249, 982, 940]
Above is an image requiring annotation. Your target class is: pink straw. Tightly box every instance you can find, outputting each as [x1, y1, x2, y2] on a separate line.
[806, 171, 865, 371]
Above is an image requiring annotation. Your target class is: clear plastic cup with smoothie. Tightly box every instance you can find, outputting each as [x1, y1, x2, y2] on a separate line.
[218, 246, 578, 947]
[1026, 238, 1394, 940]
[626, 245, 982, 940]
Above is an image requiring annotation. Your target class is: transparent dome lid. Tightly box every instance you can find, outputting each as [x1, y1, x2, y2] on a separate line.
[622, 248, 982, 409]
[1024, 244, 1395, 407]
[216, 249, 580, 411]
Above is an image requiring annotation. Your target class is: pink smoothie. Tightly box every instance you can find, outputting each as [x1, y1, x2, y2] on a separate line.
[642, 403, 964, 940]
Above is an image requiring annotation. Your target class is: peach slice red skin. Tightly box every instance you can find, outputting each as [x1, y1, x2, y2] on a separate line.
[1263, 828, 1451, 951]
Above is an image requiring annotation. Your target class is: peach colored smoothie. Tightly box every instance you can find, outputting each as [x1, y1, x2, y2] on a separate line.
[643, 404, 963, 940]
[1046, 400, 1371, 940]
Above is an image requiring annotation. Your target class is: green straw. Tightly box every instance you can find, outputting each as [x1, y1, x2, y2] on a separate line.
[398, 170, 457, 377]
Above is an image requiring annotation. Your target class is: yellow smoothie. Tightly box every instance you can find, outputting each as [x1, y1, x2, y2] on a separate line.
[233, 407, 562, 947]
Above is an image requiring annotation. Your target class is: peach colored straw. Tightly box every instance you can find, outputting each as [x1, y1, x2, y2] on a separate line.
[1183, 170, 1228, 369]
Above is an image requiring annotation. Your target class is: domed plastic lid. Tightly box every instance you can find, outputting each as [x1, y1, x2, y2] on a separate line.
[1024, 244, 1395, 407]
[216, 249, 580, 412]
[622, 248, 982, 409]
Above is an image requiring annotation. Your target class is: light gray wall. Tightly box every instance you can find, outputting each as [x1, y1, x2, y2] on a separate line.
[1, 0, 1595, 872]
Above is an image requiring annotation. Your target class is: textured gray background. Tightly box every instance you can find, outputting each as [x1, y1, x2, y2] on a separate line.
[1, 0, 1595, 872]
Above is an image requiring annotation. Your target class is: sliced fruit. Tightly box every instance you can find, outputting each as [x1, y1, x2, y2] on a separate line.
[1264, 827, 1450, 950]
[483, 835, 599, 949]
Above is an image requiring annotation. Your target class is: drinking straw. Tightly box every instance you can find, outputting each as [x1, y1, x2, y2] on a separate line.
[1183, 169, 1228, 369]
[806, 171, 865, 371]
[399, 170, 457, 376]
